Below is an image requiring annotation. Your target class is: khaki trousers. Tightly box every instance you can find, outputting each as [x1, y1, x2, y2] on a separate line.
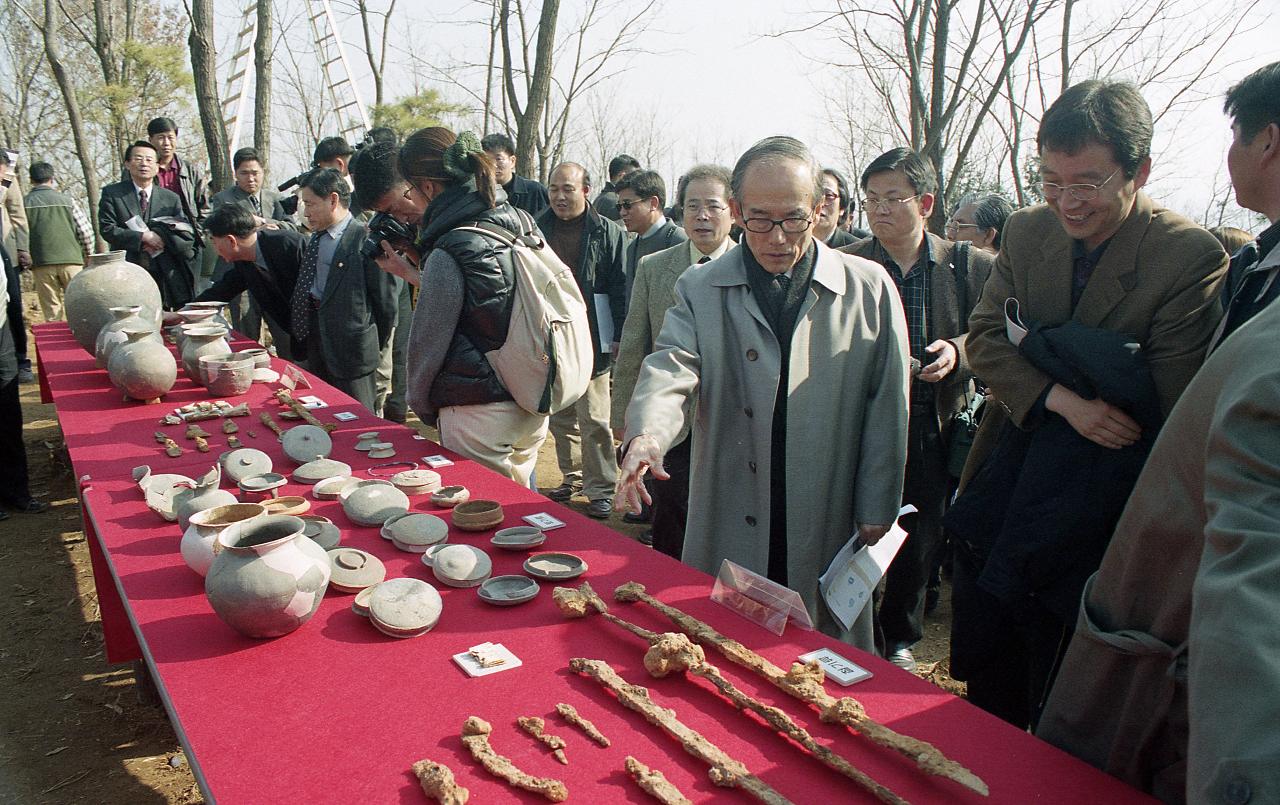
[548, 372, 618, 500]
[32, 264, 82, 322]
[437, 400, 548, 489]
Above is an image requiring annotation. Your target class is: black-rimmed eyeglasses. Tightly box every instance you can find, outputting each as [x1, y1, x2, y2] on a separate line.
[741, 216, 812, 234]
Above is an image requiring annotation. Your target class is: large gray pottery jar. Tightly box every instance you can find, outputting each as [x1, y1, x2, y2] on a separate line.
[107, 323, 177, 401]
[180, 324, 231, 380]
[95, 305, 158, 369]
[205, 515, 331, 639]
[65, 251, 162, 355]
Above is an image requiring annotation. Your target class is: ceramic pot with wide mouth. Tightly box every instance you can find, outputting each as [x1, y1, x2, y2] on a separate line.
[107, 323, 177, 401]
[133, 465, 195, 521]
[450, 499, 504, 532]
[173, 465, 238, 531]
[236, 348, 272, 369]
[95, 305, 158, 369]
[170, 309, 217, 349]
[180, 324, 231, 380]
[182, 301, 233, 331]
[65, 251, 163, 354]
[199, 353, 255, 396]
[205, 515, 331, 638]
[430, 485, 470, 508]
[181, 503, 267, 577]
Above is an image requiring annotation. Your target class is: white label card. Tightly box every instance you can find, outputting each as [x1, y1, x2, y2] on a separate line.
[798, 648, 873, 686]
[422, 455, 454, 468]
[298, 395, 327, 409]
[523, 512, 566, 531]
[333, 411, 358, 421]
[452, 642, 522, 677]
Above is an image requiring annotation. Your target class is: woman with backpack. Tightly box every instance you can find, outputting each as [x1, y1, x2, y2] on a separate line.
[398, 127, 548, 487]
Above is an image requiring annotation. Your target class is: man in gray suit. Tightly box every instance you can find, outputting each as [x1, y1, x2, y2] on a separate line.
[618, 137, 911, 651]
[612, 163, 735, 556]
[617, 170, 686, 309]
[288, 168, 400, 413]
[210, 147, 297, 342]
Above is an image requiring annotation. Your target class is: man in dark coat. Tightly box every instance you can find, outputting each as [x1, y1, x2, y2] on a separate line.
[617, 169, 686, 310]
[535, 162, 627, 518]
[99, 140, 197, 309]
[196, 204, 305, 359]
[481, 133, 549, 217]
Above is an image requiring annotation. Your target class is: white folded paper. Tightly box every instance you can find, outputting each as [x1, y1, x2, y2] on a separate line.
[818, 505, 916, 632]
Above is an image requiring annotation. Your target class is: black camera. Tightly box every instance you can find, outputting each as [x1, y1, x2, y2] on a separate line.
[360, 212, 418, 260]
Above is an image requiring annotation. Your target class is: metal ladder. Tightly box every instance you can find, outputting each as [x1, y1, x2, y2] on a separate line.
[306, 0, 371, 146]
[219, 0, 371, 156]
[219, 2, 259, 153]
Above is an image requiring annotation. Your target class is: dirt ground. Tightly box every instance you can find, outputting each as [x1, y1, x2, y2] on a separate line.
[0, 283, 959, 804]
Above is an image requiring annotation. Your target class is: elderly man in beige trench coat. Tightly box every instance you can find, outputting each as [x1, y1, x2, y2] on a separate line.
[618, 136, 911, 651]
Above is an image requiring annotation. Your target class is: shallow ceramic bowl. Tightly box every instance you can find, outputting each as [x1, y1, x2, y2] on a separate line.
[238, 472, 286, 497]
[236, 348, 271, 368]
[430, 485, 470, 508]
[451, 499, 504, 532]
[491, 526, 546, 551]
[293, 458, 352, 485]
[523, 552, 588, 581]
[341, 483, 410, 527]
[431, 544, 492, 588]
[367, 444, 396, 459]
[390, 469, 442, 496]
[477, 575, 540, 606]
[298, 514, 342, 551]
[199, 353, 255, 396]
[354, 432, 381, 451]
[368, 578, 443, 638]
[313, 475, 359, 500]
[261, 496, 310, 517]
[384, 513, 448, 553]
[281, 424, 333, 464]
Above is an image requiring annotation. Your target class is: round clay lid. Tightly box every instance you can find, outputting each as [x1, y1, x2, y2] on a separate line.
[432, 544, 493, 587]
[341, 484, 410, 526]
[390, 469, 442, 493]
[313, 475, 359, 500]
[352, 583, 378, 617]
[367, 578, 443, 634]
[222, 448, 273, 483]
[299, 515, 341, 551]
[386, 513, 448, 549]
[281, 424, 333, 464]
[293, 458, 352, 484]
[327, 548, 387, 591]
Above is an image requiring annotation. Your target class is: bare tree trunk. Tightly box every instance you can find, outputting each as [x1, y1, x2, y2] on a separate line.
[253, 0, 272, 173]
[1060, 0, 1074, 93]
[500, 0, 559, 172]
[356, 0, 397, 108]
[482, 0, 498, 134]
[188, 0, 230, 191]
[43, 0, 103, 249]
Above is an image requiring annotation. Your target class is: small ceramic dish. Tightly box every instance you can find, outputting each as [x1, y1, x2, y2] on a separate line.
[261, 496, 310, 517]
[491, 526, 546, 551]
[390, 469, 442, 496]
[368, 578, 443, 638]
[430, 485, 470, 508]
[385, 513, 449, 553]
[312, 475, 359, 500]
[293, 458, 352, 484]
[451, 499, 504, 532]
[419, 543, 452, 567]
[523, 552, 588, 581]
[281, 424, 333, 464]
[352, 583, 378, 618]
[477, 575, 540, 606]
[354, 432, 381, 452]
[327, 548, 387, 593]
[238, 472, 286, 500]
[431, 544, 492, 588]
[298, 514, 341, 551]
[367, 443, 397, 459]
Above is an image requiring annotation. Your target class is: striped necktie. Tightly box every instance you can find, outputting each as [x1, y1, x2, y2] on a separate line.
[290, 233, 323, 341]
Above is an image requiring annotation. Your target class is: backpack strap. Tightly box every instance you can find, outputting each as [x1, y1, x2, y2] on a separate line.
[454, 209, 543, 249]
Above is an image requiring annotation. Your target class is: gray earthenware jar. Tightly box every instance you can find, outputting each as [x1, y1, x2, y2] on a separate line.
[107, 323, 178, 401]
[95, 305, 158, 369]
[180, 324, 231, 380]
[64, 251, 163, 354]
[205, 515, 331, 639]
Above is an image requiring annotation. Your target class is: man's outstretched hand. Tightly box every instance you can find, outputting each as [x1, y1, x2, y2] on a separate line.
[615, 433, 668, 514]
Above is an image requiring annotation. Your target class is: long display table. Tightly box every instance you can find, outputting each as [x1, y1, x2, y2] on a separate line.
[34, 321, 1151, 804]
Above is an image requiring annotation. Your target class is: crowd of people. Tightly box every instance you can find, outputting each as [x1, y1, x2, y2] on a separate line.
[1, 56, 1277, 804]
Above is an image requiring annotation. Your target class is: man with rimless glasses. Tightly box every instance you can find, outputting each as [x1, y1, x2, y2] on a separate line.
[950, 80, 1227, 731]
[617, 136, 911, 652]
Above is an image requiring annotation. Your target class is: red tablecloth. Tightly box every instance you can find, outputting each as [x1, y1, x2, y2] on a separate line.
[34, 321, 1152, 804]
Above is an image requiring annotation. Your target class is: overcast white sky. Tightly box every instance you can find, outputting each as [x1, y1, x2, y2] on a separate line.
[259, 0, 1277, 228]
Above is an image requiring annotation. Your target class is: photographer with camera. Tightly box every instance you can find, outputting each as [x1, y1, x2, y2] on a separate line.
[350, 138, 419, 422]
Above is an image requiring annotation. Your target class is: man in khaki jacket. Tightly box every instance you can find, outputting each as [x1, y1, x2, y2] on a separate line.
[618, 137, 910, 650]
[954, 80, 1227, 730]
